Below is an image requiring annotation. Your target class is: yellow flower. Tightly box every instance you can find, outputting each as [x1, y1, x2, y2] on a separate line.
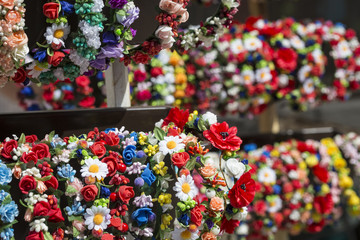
[306, 155, 318, 167]
[270, 150, 279, 157]
[158, 193, 172, 206]
[175, 66, 185, 74]
[175, 73, 187, 84]
[160, 213, 173, 230]
[321, 184, 330, 194]
[153, 161, 168, 176]
[299, 161, 307, 170]
[344, 189, 356, 197]
[138, 133, 148, 145]
[169, 51, 181, 66]
[339, 175, 353, 189]
[305, 203, 312, 210]
[144, 144, 159, 157]
[334, 157, 347, 170]
[348, 195, 360, 206]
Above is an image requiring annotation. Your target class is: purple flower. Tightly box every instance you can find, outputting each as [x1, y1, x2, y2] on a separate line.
[97, 43, 124, 59]
[121, 7, 140, 28]
[103, 31, 119, 45]
[90, 58, 109, 71]
[108, 0, 127, 9]
[130, 28, 137, 37]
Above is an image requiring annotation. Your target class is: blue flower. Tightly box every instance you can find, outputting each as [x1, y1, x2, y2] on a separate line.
[122, 145, 136, 165]
[33, 49, 47, 62]
[244, 143, 257, 152]
[20, 86, 34, 98]
[50, 134, 66, 148]
[76, 149, 83, 159]
[105, 128, 116, 133]
[65, 201, 86, 215]
[0, 190, 9, 204]
[60, 1, 74, 14]
[141, 164, 156, 186]
[57, 164, 76, 182]
[273, 184, 281, 194]
[100, 186, 111, 198]
[136, 150, 145, 158]
[130, 132, 138, 142]
[178, 214, 190, 225]
[27, 104, 41, 111]
[0, 228, 14, 240]
[102, 31, 119, 45]
[0, 163, 12, 185]
[131, 208, 155, 226]
[0, 201, 19, 223]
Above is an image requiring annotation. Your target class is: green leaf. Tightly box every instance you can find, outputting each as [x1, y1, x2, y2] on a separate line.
[48, 131, 55, 142]
[47, 47, 54, 57]
[197, 118, 207, 131]
[154, 127, 166, 141]
[0, 220, 17, 232]
[73, 226, 80, 237]
[0, 184, 11, 192]
[36, 42, 49, 48]
[185, 157, 196, 171]
[18, 133, 26, 145]
[2, 194, 12, 205]
[65, 185, 77, 194]
[68, 215, 83, 222]
[43, 231, 53, 240]
[36, 175, 52, 182]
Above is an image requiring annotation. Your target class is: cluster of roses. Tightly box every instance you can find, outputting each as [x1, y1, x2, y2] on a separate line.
[17, 73, 107, 111]
[129, 49, 196, 108]
[0, 107, 256, 240]
[238, 137, 360, 240]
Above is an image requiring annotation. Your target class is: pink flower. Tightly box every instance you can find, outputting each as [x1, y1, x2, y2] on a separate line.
[73, 220, 86, 232]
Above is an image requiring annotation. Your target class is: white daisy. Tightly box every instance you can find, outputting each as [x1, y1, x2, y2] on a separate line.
[171, 227, 198, 240]
[230, 39, 245, 54]
[84, 206, 111, 231]
[267, 196, 282, 213]
[297, 65, 312, 83]
[290, 36, 305, 50]
[44, 23, 70, 46]
[255, 67, 272, 83]
[244, 37, 262, 51]
[80, 157, 109, 181]
[258, 167, 276, 185]
[303, 79, 315, 94]
[278, 74, 289, 88]
[241, 69, 255, 85]
[312, 49, 325, 64]
[26, 62, 50, 78]
[333, 40, 352, 59]
[173, 174, 197, 201]
[159, 136, 185, 155]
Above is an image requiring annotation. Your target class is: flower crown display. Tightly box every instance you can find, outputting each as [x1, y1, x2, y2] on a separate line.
[0, 107, 255, 239]
[238, 137, 360, 240]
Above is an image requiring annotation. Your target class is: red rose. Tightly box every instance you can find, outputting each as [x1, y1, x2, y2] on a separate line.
[162, 108, 189, 131]
[314, 193, 333, 215]
[26, 231, 44, 240]
[102, 155, 118, 177]
[283, 182, 293, 193]
[136, 90, 152, 101]
[47, 208, 65, 222]
[44, 175, 59, 190]
[33, 201, 51, 216]
[190, 205, 203, 226]
[228, 172, 255, 208]
[75, 75, 90, 87]
[103, 132, 120, 146]
[25, 135, 38, 143]
[132, 51, 151, 64]
[254, 200, 267, 216]
[117, 186, 134, 204]
[203, 122, 242, 151]
[48, 51, 65, 67]
[81, 185, 98, 202]
[150, 67, 163, 77]
[220, 217, 240, 234]
[12, 67, 27, 83]
[306, 219, 325, 233]
[20, 152, 38, 164]
[43, 2, 60, 19]
[274, 48, 298, 72]
[90, 142, 106, 158]
[78, 96, 95, 108]
[19, 175, 37, 194]
[133, 70, 147, 82]
[171, 152, 190, 168]
[313, 164, 329, 183]
[32, 143, 50, 159]
[1, 139, 17, 159]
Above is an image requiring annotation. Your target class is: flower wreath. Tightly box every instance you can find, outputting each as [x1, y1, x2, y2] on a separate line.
[334, 132, 360, 177]
[0, 0, 28, 87]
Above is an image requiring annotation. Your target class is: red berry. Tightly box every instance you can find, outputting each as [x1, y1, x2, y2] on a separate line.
[110, 192, 117, 202]
[118, 163, 126, 173]
[121, 223, 128, 232]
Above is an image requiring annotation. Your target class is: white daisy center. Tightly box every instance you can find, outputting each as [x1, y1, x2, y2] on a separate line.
[166, 141, 177, 149]
[34, 65, 43, 71]
[89, 164, 100, 173]
[54, 29, 64, 39]
[264, 172, 269, 178]
[181, 183, 191, 194]
[180, 230, 192, 239]
[93, 214, 103, 225]
[269, 201, 276, 207]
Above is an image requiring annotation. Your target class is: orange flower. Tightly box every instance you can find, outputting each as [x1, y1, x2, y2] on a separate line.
[200, 164, 216, 178]
[6, 30, 28, 48]
[0, 0, 15, 9]
[209, 196, 224, 212]
[182, 135, 198, 146]
[174, 89, 185, 98]
[201, 232, 217, 240]
[5, 10, 21, 24]
[36, 181, 48, 194]
[175, 73, 187, 84]
[12, 164, 21, 179]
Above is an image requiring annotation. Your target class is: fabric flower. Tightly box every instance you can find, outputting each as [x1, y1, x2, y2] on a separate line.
[80, 157, 109, 181]
[131, 208, 155, 226]
[159, 136, 185, 155]
[228, 172, 255, 208]
[203, 122, 242, 151]
[84, 206, 111, 231]
[173, 174, 197, 201]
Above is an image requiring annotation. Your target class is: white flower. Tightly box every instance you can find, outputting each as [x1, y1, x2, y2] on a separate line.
[26, 62, 50, 78]
[244, 37, 262, 51]
[303, 79, 315, 94]
[230, 39, 244, 54]
[53, 68, 66, 81]
[298, 65, 312, 83]
[221, 0, 239, 9]
[233, 207, 248, 221]
[258, 167, 276, 184]
[13, 44, 29, 61]
[29, 218, 48, 232]
[254, 19, 265, 29]
[159, 136, 185, 155]
[173, 174, 197, 201]
[288, 170, 299, 179]
[44, 23, 70, 46]
[333, 40, 352, 59]
[171, 227, 198, 240]
[267, 196, 282, 213]
[69, 50, 90, 74]
[91, 0, 104, 12]
[224, 158, 245, 179]
[255, 67, 272, 83]
[296, 24, 307, 36]
[278, 74, 289, 87]
[202, 111, 217, 125]
[236, 224, 249, 235]
[241, 69, 255, 85]
[211, 225, 221, 235]
[80, 157, 109, 181]
[226, 101, 239, 112]
[290, 36, 305, 50]
[22, 167, 41, 178]
[156, 25, 175, 48]
[162, 203, 173, 212]
[312, 49, 325, 64]
[205, 189, 216, 198]
[84, 206, 111, 231]
[289, 210, 300, 221]
[158, 50, 171, 64]
[79, 21, 102, 49]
